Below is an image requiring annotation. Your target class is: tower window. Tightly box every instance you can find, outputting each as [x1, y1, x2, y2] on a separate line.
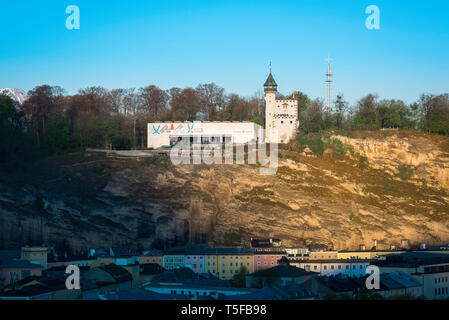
[281, 121, 284, 124]
[290, 121, 293, 124]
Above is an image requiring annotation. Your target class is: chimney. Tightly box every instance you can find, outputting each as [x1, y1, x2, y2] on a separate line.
[359, 244, 366, 251]
[401, 239, 409, 249]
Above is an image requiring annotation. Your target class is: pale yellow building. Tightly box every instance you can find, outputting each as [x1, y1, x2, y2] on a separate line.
[204, 248, 254, 280]
[337, 250, 405, 260]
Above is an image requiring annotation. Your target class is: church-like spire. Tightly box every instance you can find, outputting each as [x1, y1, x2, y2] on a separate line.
[264, 73, 277, 87]
[264, 61, 277, 90]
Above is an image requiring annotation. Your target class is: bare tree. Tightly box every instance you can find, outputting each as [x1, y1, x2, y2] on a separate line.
[196, 83, 225, 121]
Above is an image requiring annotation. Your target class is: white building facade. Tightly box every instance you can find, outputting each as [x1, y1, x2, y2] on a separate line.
[291, 259, 371, 277]
[147, 121, 264, 149]
[264, 73, 298, 144]
[379, 260, 449, 299]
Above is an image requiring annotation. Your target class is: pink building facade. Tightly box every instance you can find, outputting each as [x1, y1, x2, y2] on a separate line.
[253, 252, 286, 272]
[184, 254, 205, 274]
[139, 255, 164, 267]
[0, 263, 42, 287]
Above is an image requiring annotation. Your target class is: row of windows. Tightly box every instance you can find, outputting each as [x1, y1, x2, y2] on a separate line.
[435, 287, 448, 296]
[257, 261, 278, 266]
[221, 269, 247, 274]
[221, 262, 250, 267]
[309, 264, 365, 270]
[435, 276, 449, 284]
[141, 257, 163, 263]
[170, 290, 216, 297]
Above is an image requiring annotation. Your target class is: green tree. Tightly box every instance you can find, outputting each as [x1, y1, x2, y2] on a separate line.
[233, 266, 248, 287]
[334, 94, 348, 129]
[355, 94, 380, 130]
[419, 94, 449, 135]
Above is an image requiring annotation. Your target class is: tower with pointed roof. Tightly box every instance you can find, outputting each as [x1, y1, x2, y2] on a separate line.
[264, 70, 298, 144]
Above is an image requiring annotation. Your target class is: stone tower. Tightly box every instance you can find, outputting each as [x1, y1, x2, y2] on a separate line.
[264, 72, 298, 144]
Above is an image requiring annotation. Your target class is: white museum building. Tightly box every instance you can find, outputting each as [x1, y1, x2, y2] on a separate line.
[147, 72, 298, 149]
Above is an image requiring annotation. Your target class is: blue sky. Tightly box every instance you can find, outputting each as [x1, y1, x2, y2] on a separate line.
[0, 0, 448, 105]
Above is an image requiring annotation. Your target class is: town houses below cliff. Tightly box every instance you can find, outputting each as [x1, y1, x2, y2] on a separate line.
[2, 239, 449, 300]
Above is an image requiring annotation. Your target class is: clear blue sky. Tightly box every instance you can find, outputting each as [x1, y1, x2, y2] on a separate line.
[1, 0, 448, 105]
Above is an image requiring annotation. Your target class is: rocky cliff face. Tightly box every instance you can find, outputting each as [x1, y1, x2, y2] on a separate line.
[0, 131, 448, 251]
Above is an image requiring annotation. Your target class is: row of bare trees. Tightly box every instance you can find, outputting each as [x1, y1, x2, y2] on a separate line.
[18, 83, 264, 151]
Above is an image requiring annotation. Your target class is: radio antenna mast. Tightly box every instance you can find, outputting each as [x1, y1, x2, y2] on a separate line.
[326, 55, 333, 114]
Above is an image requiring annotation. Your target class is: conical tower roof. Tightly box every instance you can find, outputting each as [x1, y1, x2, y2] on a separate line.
[264, 73, 277, 87]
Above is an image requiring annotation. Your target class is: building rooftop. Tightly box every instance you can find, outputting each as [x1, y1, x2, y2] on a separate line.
[314, 275, 367, 293]
[380, 272, 421, 290]
[141, 250, 164, 256]
[151, 267, 203, 283]
[250, 264, 316, 278]
[377, 252, 449, 269]
[264, 73, 277, 88]
[204, 247, 254, 255]
[99, 264, 133, 283]
[0, 259, 43, 269]
[145, 282, 252, 292]
[225, 282, 313, 300]
[102, 288, 194, 300]
[0, 284, 52, 298]
[110, 246, 139, 258]
[139, 263, 165, 275]
[250, 238, 282, 248]
[292, 259, 375, 263]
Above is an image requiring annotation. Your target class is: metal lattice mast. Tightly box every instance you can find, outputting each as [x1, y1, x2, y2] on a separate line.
[326, 55, 333, 114]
